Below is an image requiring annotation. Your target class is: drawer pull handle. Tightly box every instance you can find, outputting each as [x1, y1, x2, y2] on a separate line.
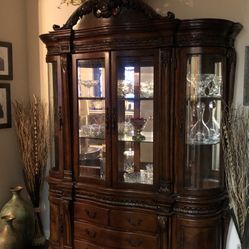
[85, 229, 97, 239]
[128, 218, 142, 227]
[127, 238, 143, 247]
[85, 209, 97, 219]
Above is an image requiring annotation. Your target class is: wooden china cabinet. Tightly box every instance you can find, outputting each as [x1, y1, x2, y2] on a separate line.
[40, 1, 242, 249]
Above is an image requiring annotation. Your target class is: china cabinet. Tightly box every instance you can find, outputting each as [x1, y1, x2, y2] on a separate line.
[40, 1, 242, 249]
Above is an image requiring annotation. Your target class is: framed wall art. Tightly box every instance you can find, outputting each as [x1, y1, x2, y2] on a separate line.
[0, 42, 13, 80]
[0, 83, 11, 128]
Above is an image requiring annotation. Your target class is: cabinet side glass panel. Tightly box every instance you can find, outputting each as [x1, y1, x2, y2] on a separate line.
[185, 55, 223, 189]
[117, 57, 154, 185]
[77, 59, 106, 180]
[48, 62, 58, 170]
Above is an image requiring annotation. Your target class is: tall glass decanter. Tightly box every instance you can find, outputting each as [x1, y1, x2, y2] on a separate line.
[206, 100, 220, 143]
[189, 102, 210, 144]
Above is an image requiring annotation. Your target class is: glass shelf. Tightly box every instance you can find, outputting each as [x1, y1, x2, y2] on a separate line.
[118, 132, 153, 143]
[78, 97, 105, 100]
[118, 97, 154, 101]
[186, 140, 220, 146]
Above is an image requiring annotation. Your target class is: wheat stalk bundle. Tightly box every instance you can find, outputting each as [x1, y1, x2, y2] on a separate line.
[58, 0, 83, 7]
[13, 96, 48, 208]
[222, 106, 249, 243]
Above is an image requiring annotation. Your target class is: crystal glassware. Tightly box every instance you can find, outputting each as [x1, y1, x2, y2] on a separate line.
[187, 73, 222, 98]
[79, 79, 99, 97]
[140, 80, 154, 98]
[118, 80, 133, 97]
[123, 148, 134, 173]
[206, 100, 220, 143]
[189, 102, 210, 144]
[130, 117, 147, 141]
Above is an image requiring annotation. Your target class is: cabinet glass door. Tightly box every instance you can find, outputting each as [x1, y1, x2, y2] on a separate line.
[77, 58, 107, 180]
[48, 58, 61, 173]
[185, 54, 224, 189]
[115, 55, 154, 186]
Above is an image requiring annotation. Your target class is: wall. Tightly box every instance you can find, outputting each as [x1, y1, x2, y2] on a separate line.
[0, 0, 29, 207]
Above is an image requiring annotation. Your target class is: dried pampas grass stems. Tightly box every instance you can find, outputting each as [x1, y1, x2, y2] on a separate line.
[222, 106, 249, 241]
[13, 95, 48, 208]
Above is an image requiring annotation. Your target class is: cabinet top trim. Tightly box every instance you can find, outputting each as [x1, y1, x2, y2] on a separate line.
[52, 0, 175, 31]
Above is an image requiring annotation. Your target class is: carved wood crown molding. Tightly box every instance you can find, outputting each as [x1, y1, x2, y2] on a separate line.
[53, 0, 175, 30]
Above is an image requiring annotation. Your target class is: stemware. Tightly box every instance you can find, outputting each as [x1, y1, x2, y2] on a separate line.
[79, 79, 99, 97]
[130, 117, 147, 141]
[140, 80, 153, 98]
[118, 80, 133, 97]
[186, 73, 221, 97]
[123, 148, 134, 173]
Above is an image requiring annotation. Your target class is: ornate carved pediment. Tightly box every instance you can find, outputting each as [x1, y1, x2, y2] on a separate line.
[53, 0, 175, 30]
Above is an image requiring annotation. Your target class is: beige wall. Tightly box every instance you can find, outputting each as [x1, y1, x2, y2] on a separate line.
[0, 0, 29, 207]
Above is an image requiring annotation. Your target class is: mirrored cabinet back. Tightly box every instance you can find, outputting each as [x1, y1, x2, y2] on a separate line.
[40, 1, 242, 249]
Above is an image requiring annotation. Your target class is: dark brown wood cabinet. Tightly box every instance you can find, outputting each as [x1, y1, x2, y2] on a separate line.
[40, 1, 242, 249]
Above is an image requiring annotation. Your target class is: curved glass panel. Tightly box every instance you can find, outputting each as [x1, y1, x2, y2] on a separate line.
[185, 54, 223, 189]
[48, 62, 58, 170]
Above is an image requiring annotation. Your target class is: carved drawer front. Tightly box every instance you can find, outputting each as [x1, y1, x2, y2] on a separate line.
[74, 239, 108, 249]
[74, 202, 109, 226]
[110, 209, 158, 233]
[75, 221, 159, 249]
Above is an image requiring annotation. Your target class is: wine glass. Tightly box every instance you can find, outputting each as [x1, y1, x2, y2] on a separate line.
[118, 80, 133, 97]
[79, 79, 99, 97]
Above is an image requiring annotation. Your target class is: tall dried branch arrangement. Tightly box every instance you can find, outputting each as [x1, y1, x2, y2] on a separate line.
[13, 96, 48, 208]
[222, 106, 249, 243]
[58, 0, 83, 8]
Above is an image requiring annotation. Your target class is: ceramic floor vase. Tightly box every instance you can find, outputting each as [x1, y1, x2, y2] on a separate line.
[0, 215, 24, 249]
[0, 186, 35, 247]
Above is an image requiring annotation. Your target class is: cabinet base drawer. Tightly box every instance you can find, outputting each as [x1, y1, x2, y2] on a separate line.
[75, 239, 108, 249]
[74, 201, 109, 226]
[75, 221, 159, 249]
[110, 209, 158, 233]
